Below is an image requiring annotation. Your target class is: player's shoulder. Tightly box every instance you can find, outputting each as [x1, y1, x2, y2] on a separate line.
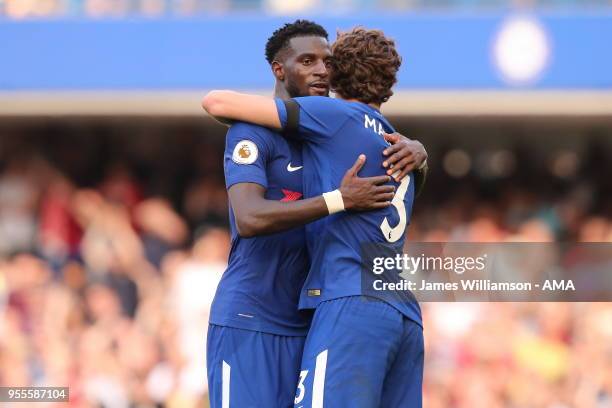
[225, 121, 290, 163]
[294, 96, 340, 105]
[293, 96, 353, 115]
[227, 121, 282, 147]
[228, 121, 276, 137]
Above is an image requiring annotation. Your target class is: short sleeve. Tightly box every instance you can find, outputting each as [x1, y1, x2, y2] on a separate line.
[274, 96, 352, 144]
[224, 122, 272, 190]
[296, 96, 353, 143]
[275, 98, 288, 129]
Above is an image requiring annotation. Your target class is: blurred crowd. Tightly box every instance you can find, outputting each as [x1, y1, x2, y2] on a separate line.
[0, 126, 611, 407]
[2, 0, 612, 19]
[423, 303, 612, 407]
[0, 152, 230, 407]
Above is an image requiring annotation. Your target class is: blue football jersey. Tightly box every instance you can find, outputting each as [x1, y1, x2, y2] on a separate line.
[209, 122, 311, 336]
[275, 97, 422, 327]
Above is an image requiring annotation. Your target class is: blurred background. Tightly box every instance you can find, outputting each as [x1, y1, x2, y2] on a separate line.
[1, 1, 612, 407]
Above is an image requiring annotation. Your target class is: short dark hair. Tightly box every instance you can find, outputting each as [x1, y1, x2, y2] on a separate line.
[265, 19, 328, 64]
[330, 27, 402, 105]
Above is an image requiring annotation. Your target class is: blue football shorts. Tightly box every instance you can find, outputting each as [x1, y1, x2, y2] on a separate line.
[294, 296, 424, 408]
[207, 324, 306, 408]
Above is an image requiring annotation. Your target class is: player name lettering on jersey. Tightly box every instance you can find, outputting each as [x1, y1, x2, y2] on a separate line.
[364, 114, 386, 136]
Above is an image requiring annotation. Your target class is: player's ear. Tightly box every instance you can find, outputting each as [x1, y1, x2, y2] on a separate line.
[271, 61, 285, 81]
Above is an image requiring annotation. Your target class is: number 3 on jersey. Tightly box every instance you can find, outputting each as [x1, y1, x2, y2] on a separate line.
[380, 175, 410, 243]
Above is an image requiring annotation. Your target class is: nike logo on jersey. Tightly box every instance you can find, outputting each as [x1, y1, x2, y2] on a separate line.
[287, 163, 303, 172]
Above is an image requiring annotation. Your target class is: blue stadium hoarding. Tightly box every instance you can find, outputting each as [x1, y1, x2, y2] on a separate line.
[1, 12, 611, 91]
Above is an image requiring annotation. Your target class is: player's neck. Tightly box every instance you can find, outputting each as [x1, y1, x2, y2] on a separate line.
[274, 82, 291, 99]
[343, 97, 381, 111]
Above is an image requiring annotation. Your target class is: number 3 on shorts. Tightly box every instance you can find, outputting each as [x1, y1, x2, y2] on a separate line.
[294, 350, 328, 407]
[294, 369, 308, 405]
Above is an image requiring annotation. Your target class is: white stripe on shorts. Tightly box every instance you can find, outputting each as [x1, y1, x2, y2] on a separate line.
[222, 360, 230, 408]
[312, 350, 328, 408]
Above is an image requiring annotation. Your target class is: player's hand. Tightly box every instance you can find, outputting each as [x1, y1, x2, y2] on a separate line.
[382, 133, 428, 181]
[339, 154, 395, 211]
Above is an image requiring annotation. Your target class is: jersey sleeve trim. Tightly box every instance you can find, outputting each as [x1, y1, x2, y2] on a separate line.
[275, 98, 288, 129]
[225, 176, 268, 190]
[282, 99, 300, 134]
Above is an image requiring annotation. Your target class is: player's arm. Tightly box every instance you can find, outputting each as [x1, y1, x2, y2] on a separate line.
[202, 92, 333, 144]
[204, 91, 427, 189]
[202, 91, 282, 130]
[229, 155, 394, 237]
